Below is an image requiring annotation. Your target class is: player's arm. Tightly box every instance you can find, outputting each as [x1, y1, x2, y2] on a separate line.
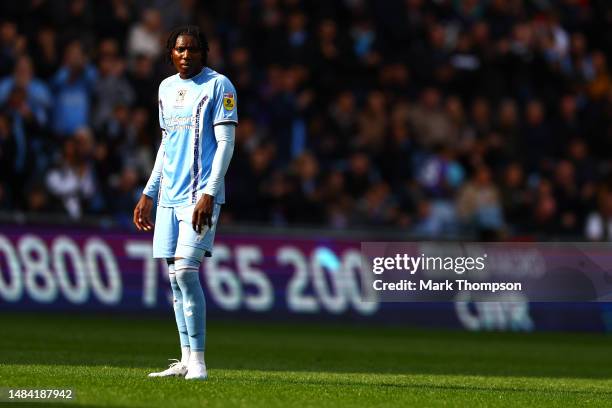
[133, 135, 165, 230]
[143, 130, 167, 199]
[192, 123, 235, 233]
[134, 91, 169, 230]
[135, 89, 168, 231]
[133, 133, 166, 231]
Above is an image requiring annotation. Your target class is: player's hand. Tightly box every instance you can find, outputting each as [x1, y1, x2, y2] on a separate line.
[133, 195, 154, 231]
[193, 194, 214, 233]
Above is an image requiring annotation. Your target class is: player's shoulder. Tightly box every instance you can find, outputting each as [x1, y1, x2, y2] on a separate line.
[203, 68, 236, 91]
[158, 74, 179, 94]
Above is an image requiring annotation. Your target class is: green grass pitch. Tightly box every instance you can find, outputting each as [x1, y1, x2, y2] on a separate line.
[1, 313, 612, 407]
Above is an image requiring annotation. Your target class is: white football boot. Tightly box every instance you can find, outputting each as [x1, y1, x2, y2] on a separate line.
[148, 359, 188, 378]
[185, 361, 208, 380]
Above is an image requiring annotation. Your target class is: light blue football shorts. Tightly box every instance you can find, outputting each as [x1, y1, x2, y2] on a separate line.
[152, 203, 221, 262]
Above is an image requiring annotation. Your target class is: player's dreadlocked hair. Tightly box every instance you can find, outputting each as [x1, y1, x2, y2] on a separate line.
[165, 25, 209, 66]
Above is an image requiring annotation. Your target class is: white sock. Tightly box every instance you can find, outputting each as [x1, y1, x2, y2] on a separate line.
[189, 351, 205, 365]
[181, 346, 191, 365]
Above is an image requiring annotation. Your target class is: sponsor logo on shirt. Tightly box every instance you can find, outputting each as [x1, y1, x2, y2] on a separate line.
[175, 89, 187, 107]
[223, 92, 235, 111]
[165, 115, 195, 130]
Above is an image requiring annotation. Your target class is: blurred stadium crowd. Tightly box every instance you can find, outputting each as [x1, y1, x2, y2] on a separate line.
[0, 0, 611, 240]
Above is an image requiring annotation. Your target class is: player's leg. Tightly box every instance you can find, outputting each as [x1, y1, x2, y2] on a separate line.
[174, 257, 206, 379]
[167, 258, 191, 364]
[148, 206, 188, 378]
[174, 203, 222, 380]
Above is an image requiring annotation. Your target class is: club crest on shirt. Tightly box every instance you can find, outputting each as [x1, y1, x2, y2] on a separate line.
[223, 92, 235, 111]
[175, 89, 187, 106]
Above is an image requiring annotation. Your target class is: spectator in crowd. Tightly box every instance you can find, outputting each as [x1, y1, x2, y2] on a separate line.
[587, 51, 611, 101]
[356, 90, 388, 154]
[0, 55, 52, 126]
[0, 112, 15, 206]
[108, 166, 142, 226]
[456, 165, 504, 238]
[553, 160, 584, 235]
[585, 184, 612, 241]
[0, 84, 46, 208]
[127, 8, 163, 60]
[92, 39, 134, 129]
[352, 182, 399, 227]
[0, 20, 26, 76]
[499, 162, 530, 233]
[127, 53, 157, 108]
[344, 151, 379, 200]
[29, 25, 60, 81]
[50, 40, 97, 137]
[45, 128, 99, 218]
[25, 183, 61, 214]
[531, 179, 559, 236]
[416, 145, 464, 199]
[409, 88, 456, 148]
[522, 100, 552, 172]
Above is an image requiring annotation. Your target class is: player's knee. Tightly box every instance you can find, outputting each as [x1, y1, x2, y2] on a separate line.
[174, 258, 201, 287]
[175, 257, 200, 270]
[169, 274, 181, 292]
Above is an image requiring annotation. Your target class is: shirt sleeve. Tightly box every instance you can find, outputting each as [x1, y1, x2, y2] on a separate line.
[142, 130, 166, 199]
[202, 123, 235, 198]
[212, 76, 238, 126]
[142, 90, 167, 198]
[158, 87, 166, 131]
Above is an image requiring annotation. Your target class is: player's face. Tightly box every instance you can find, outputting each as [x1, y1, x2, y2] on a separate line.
[172, 34, 203, 79]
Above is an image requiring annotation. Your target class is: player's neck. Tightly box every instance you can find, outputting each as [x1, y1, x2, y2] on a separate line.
[178, 67, 205, 80]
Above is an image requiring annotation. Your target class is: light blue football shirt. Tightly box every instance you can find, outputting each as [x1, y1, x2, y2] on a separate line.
[143, 67, 238, 206]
